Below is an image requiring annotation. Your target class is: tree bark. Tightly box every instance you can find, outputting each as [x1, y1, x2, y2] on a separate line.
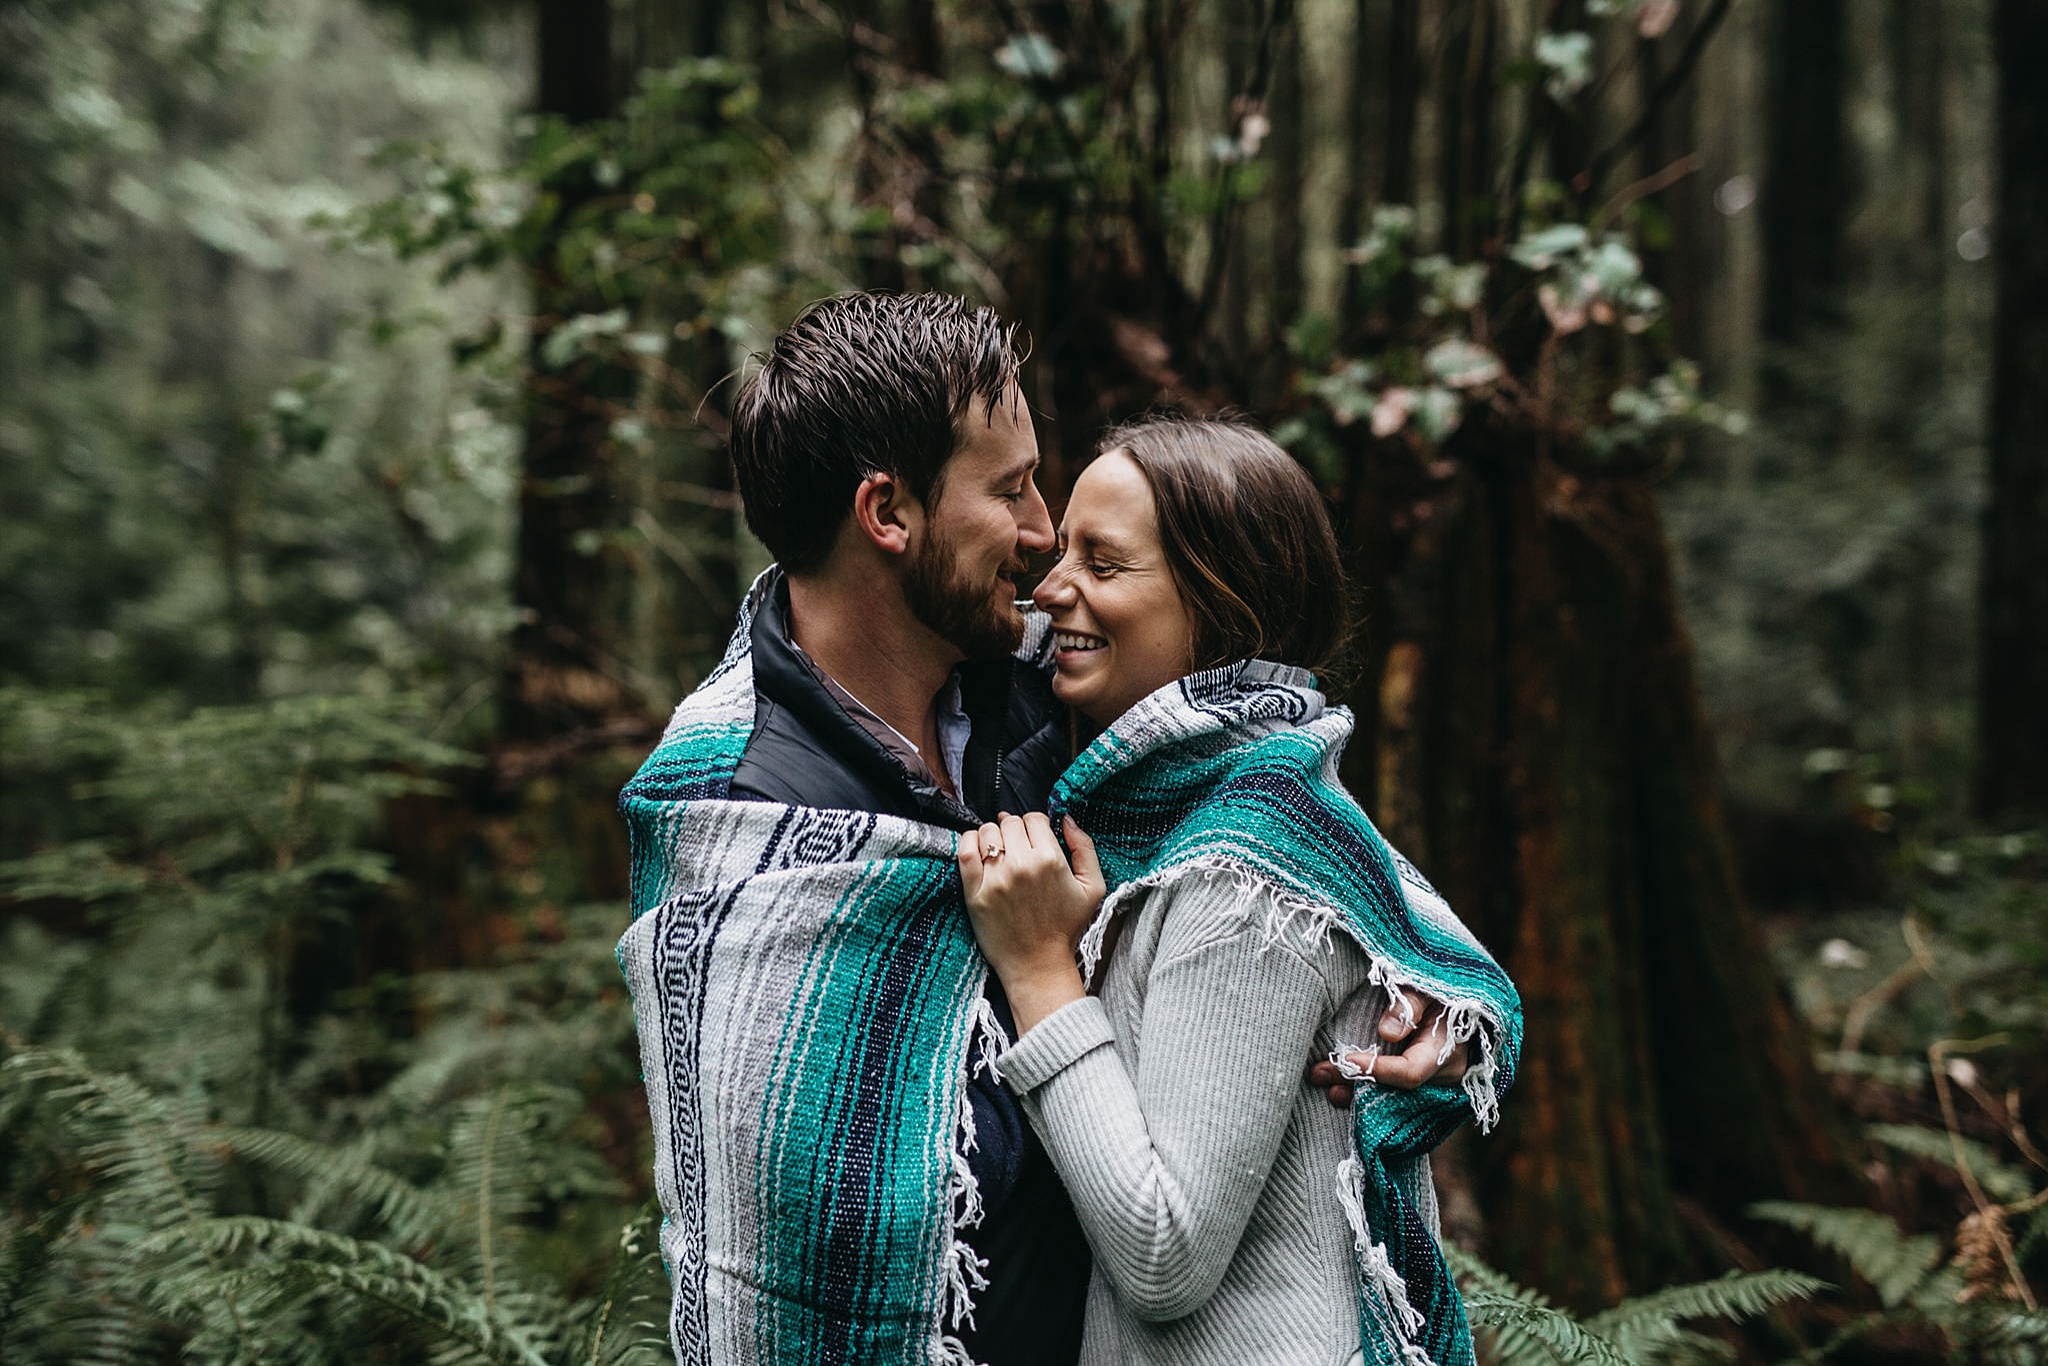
[1338, 433, 1859, 1308]
[1760, 0, 1847, 368]
[1978, 0, 2048, 817]
[504, 0, 640, 743]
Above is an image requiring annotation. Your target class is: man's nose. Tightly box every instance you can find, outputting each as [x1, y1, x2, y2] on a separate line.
[1016, 482, 1055, 553]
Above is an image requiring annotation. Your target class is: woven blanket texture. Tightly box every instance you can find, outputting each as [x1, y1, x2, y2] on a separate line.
[1050, 659, 1523, 1366]
[619, 581, 1009, 1366]
[618, 580, 1521, 1366]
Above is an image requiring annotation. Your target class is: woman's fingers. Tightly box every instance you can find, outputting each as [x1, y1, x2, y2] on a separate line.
[999, 810, 1034, 859]
[1062, 815, 1105, 896]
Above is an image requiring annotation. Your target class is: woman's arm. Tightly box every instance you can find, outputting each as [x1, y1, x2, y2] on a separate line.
[996, 880, 1334, 1322]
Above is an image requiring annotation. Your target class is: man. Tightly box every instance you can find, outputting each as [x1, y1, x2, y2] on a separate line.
[722, 293, 1086, 1365]
[622, 291, 1466, 1366]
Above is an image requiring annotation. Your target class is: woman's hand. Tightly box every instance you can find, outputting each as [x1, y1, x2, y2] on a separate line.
[956, 812, 1106, 1034]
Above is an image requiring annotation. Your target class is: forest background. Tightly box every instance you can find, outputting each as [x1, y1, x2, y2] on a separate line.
[3, 0, 2046, 1361]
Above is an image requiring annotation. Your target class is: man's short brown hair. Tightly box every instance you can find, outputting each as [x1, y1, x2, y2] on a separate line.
[728, 293, 1022, 574]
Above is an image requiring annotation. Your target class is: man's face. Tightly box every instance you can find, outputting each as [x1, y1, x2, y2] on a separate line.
[904, 383, 1054, 660]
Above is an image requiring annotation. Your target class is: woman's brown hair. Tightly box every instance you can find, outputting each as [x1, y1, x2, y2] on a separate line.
[1096, 415, 1352, 678]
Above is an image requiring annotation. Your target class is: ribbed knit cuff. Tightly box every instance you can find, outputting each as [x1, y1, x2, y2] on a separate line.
[997, 995, 1115, 1092]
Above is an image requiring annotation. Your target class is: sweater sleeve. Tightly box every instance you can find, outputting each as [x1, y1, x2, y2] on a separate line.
[997, 878, 1334, 1322]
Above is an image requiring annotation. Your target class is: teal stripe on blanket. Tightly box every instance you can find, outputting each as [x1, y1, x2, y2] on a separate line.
[1052, 661, 1522, 1366]
[618, 576, 994, 1365]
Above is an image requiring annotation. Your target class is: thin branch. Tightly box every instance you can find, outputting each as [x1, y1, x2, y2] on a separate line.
[1930, 1035, 2038, 1310]
[1590, 152, 1701, 236]
[1584, 0, 1735, 197]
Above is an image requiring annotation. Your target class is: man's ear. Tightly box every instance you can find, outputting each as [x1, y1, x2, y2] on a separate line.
[850, 472, 923, 557]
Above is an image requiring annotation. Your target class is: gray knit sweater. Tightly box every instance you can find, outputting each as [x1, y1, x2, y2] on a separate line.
[998, 873, 1439, 1366]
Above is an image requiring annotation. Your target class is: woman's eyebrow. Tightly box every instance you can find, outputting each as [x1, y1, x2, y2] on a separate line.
[1073, 528, 1133, 557]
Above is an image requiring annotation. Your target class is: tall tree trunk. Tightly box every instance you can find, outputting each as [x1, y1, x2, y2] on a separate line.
[1327, 5, 1862, 1306]
[504, 0, 641, 743]
[1978, 0, 2048, 817]
[1340, 432, 1859, 1308]
[1758, 0, 1847, 466]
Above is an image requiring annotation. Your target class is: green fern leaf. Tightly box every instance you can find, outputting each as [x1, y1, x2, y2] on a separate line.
[575, 1201, 672, 1366]
[1446, 1245, 1636, 1366]
[1866, 1123, 2039, 1204]
[1749, 1201, 1940, 1309]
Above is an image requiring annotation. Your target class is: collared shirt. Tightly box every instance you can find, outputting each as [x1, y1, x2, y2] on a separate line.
[790, 641, 972, 801]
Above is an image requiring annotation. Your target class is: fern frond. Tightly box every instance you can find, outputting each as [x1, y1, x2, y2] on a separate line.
[574, 1201, 672, 1366]
[1446, 1245, 1635, 1366]
[142, 1216, 552, 1366]
[1977, 1303, 2048, 1351]
[214, 1124, 450, 1249]
[1867, 1123, 2039, 1204]
[1749, 1201, 1941, 1309]
[1587, 1268, 1826, 1362]
[1589, 1267, 1828, 1335]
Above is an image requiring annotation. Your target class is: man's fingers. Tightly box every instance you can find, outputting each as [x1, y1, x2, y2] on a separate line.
[1361, 1023, 1470, 1090]
[1304, 1060, 1355, 1109]
[1362, 1046, 1432, 1088]
[1379, 987, 1429, 1041]
[955, 832, 984, 895]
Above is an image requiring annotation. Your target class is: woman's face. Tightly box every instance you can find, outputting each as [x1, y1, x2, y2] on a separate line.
[1032, 452, 1196, 725]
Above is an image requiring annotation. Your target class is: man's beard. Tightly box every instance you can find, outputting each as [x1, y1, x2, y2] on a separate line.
[904, 523, 1025, 660]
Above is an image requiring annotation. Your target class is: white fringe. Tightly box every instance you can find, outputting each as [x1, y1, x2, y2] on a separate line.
[1076, 856, 1509, 1131]
[1329, 1039, 1380, 1084]
[967, 992, 1010, 1084]
[940, 1020, 992, 1349]
[1337, 1158, 1438, 1366]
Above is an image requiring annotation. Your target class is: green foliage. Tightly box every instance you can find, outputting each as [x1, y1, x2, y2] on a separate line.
[1753, 1202, 2048, 1362]
[1450, 1245, 1823, 1366]
[0, 688, 656, 1362]
[1281, 201, 1740, 472]
[0, 0, 527, 710]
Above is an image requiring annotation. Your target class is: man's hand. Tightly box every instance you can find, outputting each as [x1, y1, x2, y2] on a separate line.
[1306, 986, 1469, 1107]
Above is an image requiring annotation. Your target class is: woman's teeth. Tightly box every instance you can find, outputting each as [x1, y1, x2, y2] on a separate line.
[1055, 632, 1105, 652]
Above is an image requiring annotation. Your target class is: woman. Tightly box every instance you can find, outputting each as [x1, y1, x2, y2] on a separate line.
[955, 417, 1522, 1366]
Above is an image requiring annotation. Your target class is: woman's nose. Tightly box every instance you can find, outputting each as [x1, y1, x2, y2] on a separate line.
[1032, 563, 1074, 609]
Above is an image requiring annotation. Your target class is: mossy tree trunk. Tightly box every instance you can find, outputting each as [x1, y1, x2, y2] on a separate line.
[1978, 0, 2048, 819]
[504, 0, 641, 744]
[1341, 430, 1858, 1307]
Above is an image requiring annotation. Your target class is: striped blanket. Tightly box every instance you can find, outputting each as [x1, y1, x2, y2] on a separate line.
[618, 581, 1009, 1365]
[619, 583, 1519, 1366]
[1052, 660, 1523, 1366]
